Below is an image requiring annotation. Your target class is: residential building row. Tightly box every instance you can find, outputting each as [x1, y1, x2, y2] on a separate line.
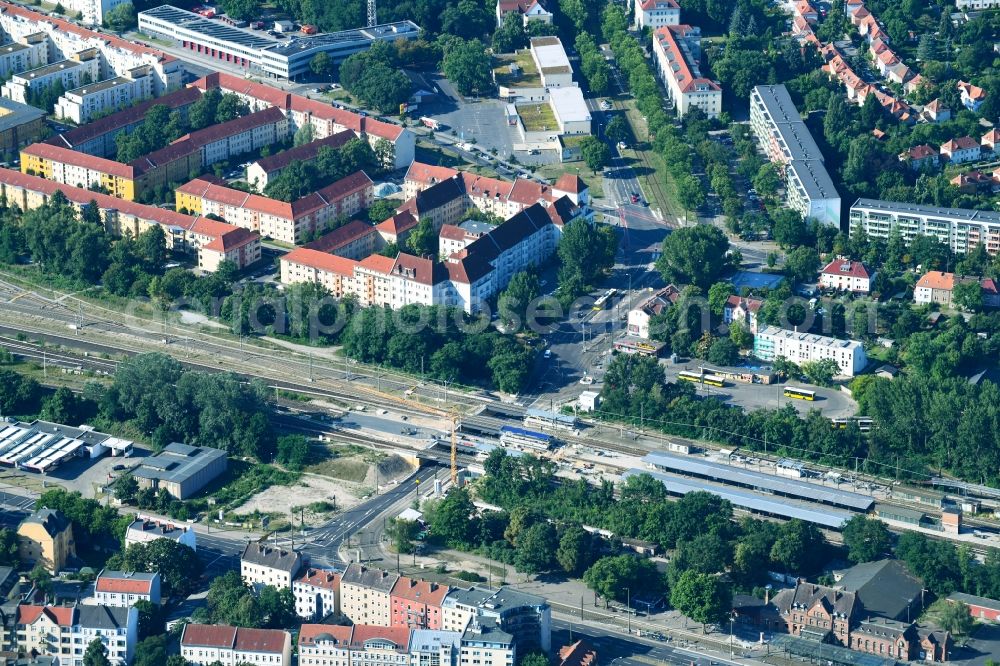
[913, 270, 1000, 308]
[749, 85, 841, 227]
[0, 168, 261, 271]
[849, 198, 1000, 257]
[21, 106, 290, 201]
[246, 129, 356, 190]
[650, 24, 721, 119]
[819, 43, 916, 123]
[53, 65, 155, 125]
[898, 129, 1000, 171]
[138, 4, 421, 81]
[0, 1, 182, 94]
[13, 603, 138, 665]
[753, 325, 867, 376]
[176, 170, 373, 245]
[238, 555, 551, 653]
[190, 72, 415, 170]
[181, 624, 292, 666]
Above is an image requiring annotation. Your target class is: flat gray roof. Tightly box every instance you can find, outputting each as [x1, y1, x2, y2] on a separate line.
[642, 451, 874, 511]
[265, 22, 418, 58]
[624, 469, 853, 529]
[140, 5, 279, 49]
[0, 98, 46, 131]
[788, 159, 839, 200]
[66, 76, 132, 97]
[132, 442, 226, 484]
[852, 197, 1000, 224]
[16, 58, 86, 81]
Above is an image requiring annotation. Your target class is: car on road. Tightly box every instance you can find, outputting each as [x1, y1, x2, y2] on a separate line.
[112, 464, 127, 471]
[630, 192, 640, 204]
[543, 350, 552, 359]
[579, 376, 594, 385]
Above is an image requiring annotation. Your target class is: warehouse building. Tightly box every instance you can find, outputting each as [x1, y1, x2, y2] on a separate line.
[131, 443, 228, 499]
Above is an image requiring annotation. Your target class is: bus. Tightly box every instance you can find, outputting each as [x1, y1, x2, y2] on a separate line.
[783, 386, 816, 401]
[677, 371, 726, 387]
[701, 374, 726, 387]
[593, 288, 618, 310]
[831, 417, 873, 432]
[678, 371, 703, 383]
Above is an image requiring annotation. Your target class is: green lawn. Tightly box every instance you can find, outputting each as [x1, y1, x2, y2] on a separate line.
[519, 103, 557, 132]
[494, 50, 542, 88]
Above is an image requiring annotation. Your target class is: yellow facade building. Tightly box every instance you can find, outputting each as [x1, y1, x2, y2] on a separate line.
[17, 509, 75, 573]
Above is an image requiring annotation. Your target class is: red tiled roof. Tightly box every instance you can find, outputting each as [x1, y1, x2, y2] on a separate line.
[296, 568, 341, 591]
[821, 258, 871, 279]
[299, 624, 353, 647]
[192, 73, 406, 143]
[982, 129, 1000, 144]
[907, 144, 937, 160]
[0, 2, 174, 63]
[391, 253, 445, 286]
[182, 624, 286, 653]
[554, 173, 585, 194]
[234, 627, 288, 653]
[653, 25, 721, 94]
[292, 171, 372, 217]
[915, 271, 955, 291]
[508, 178, 552, 206]
[281, 248, 359, 276]
[639, 0, 679, 9]
[391, 577, 449, 605]
[405, 162, 459, 186]
[438, 224, 470, 241]
[559, 641, 598, 666]
[203, 226, 259, 252]
[17, 604, 74, 627]
[95, 575, 154, 595]
[376, 210, 418, 237]
[349, 625, 411, 650]
[305, 219, 376, 252]
[958, 80, 986, 101]
[252, 130, 355, 174]
[359, 254, 396, 273]
[725, 295, 763, 313]
[499, 0, 547, 12]
[942, 136, 979, 152]
[22, 142, 134, 179]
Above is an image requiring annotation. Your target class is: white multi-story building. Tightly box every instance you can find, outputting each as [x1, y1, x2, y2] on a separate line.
[442, 587, 550, 655]
[54, 65, 153, 124]
[241, 542, 303, 591]
[627, 285, 680, 339]
[1, 50, 100, 104]
[723, 295, 763, 335]
[496, 0, 552, 27]
[651, 25, 721, 119]
[298, 625, 414, 666]
[15, 603, 138, 665]
[634, 0, 680, 29]
[754, 326, 867, 376]
[956, 0, 1000, 7]
[749, 85, 841, 227]
[940, 136, 981, 165]
[849, 198, 1000, 256]
[294, 568, 341, 621]
[411, 630, 462, 666]
[92, 570, 161, 608]
[0, 2, 183, 94]
[0, 36, 48, 80]
[59, 0, 132, 26]
[459, 621, 515, 666]
[124, 517, 197, 550]
[181, 624, 292, 666]
[819, 258, 875, 293]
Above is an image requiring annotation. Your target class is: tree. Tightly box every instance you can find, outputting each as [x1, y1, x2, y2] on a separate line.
[707, 282, 731, 315]
[707, 338, 738, 366]
[675, 174, 705, 219]
[406, 217, 437, 257]
[220, 0, 260, 21]
[83, 639, 110, 666]
[842, 515, 892, 563]
[105, 539, 202, 598]
[133, 636, 169, 666]
[952, 280, 984, 312]
[770, 519, 825, 573]
[53, 2, 64, 13]
[492, 11, 526, 54]
[134, 599, 162, 640]
[275, 435, 310, 471]
[605, 116, 629, 145]
[556, 525, 597, 576]
[580, 136, 611, 172]
[657, 224, 730, 289]
[584, 555, 666, 604]
[309, 52, 332, 77]
[670, 570, 731, 633]
[515, 522, 558, 573]
[801, 358, 839, 386]
[498, 271, 540, 331]
[729, 321, 751, 349]
[368, 199, 398, 224]
[752, 163, 781, 200]
[41, 386, 88, 425]
[427, 487, 475, 546]
[292, 123, 315, 148]
[0, 369, 41, 416]
[215, 93, 249, 124]
[386, 518, 420, 554]
[520, 654, 551, 666]
[784, 246, 820, 283]
[442, 39, 493, 96]
[939, 600, 975, 636]
[29, 564, 51, 595]
[104, 2, 136, 30]
[557, 219, 617, 299]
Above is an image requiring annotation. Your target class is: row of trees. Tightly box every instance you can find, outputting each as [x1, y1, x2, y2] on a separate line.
[115, 91, 249, 163]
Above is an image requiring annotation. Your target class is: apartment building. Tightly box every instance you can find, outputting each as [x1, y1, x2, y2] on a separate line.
[723, 295, 763, 335]
[247, 129, 355, 189]
[957, 80, 986, 112]
[913, 271, 1000, 308]
[15, 604, 137, 665]
[124, 517, 197, 551]
[0, 2, 182, 94]
[340, 565, 400, 627]
[0, 36, 47, 79]
[92, 571, 161, 608]
[298, 625, 413, 666]
[940, 136, 981, 165]
[460, 620, 515, 666]
[0, 95, 44, 154]
[17, 509, 74, 573]
[1, 49, 100, 105]
[753, 326, 867, 376]
[304, 219, 379, 260]
[749, 85, 841, 227]
[956, 0, 1000, 8]
[634, 0, 680, 29]
[241, 542, 303, 590]
[442, 587, 550, 653]
[180, 624, 292, 666]
[294, 568, 341, 621]
[22, 106, 288, 200]
[190, 72, 415, 169]
[391, 577, 450, 630]
[627, 285, 680, 339]
[411, 630, 462, 666]
[820, 258, 875, 293]
[496, 0, 552, 27]
[54, 65, 154, 124]
[176, 171, 373, 244]
[900, 144, 939, 171]
[439, 220, 495, 258]
[849, 198, 1000, 256]
[57, 0, 131, 26]
[651, 25, 721, 119]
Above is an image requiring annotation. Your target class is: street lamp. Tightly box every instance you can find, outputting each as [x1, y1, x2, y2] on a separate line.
[625, 587, 631, 634]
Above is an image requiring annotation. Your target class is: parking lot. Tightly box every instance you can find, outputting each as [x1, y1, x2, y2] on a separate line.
[419, 76, 517, 159]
